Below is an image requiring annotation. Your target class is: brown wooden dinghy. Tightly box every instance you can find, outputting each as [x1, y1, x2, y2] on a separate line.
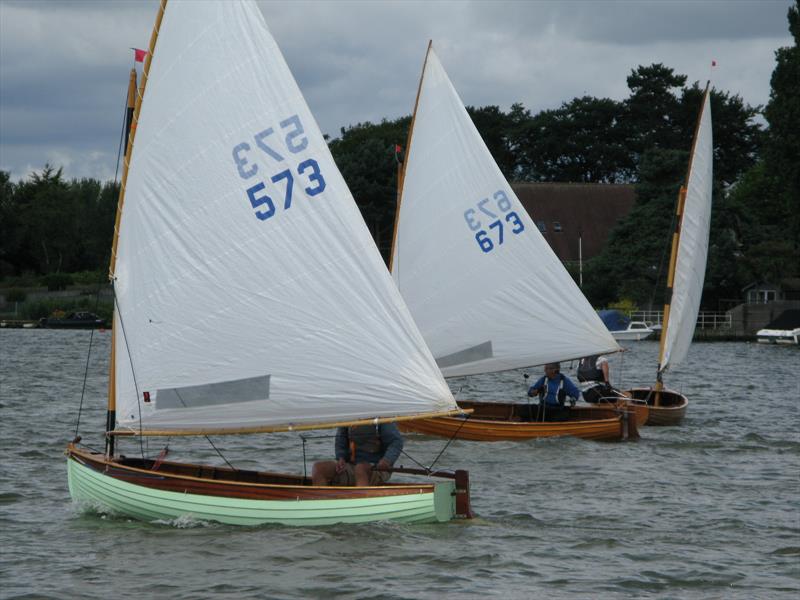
[627, 84, 712, 426]
[625, 388, 688, 426]
[400, 400, 647, 442]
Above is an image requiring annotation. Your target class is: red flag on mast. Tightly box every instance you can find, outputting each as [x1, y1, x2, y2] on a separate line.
[133, 48, 148, 63]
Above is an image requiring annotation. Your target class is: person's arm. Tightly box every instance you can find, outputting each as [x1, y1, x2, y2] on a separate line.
[334, 427, 349, 462]
[378, 423, 404, 467]
[528, 376, 545, 397]
[601, 361, 610, 384]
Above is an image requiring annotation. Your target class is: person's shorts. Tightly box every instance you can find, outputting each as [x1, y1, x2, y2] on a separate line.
[332, 463, 391, 486]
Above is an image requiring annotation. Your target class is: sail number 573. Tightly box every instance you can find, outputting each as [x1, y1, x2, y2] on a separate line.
[231, 114, 326, 221]
[463, 190, 524, 253]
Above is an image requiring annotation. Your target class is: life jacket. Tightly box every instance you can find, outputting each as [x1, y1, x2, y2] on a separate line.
[539, 374, 567, 405]
[577, 355, 604, 383]
[347, 425, 382, 463]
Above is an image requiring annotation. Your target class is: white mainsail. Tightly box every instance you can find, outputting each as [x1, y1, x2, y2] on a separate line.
[660, 89, 713, 372]
[391, 45, 620, 378]
[113, 0, 456, 433]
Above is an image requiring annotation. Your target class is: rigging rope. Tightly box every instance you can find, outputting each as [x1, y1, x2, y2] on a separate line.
[171, 391, 237, 471]
[427, 413, 471, 472]
[72, 286, 105, 439]
[112, 286, 146, 460]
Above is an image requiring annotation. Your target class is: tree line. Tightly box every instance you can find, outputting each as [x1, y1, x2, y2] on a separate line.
[1, 3, 797, 311]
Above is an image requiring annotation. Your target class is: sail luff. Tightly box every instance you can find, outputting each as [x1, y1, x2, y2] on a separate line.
[389, 40, 432, 274]
[105, 0, 167, 446]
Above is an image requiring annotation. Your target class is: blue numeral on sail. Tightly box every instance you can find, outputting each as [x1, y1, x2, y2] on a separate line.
[494, 190, 512, 212]
[506, 211, 524, 234]
[254, 128, 284, 162]
[281, 115, 309, 153]
[299, 159, 326, 196]
[489, 219, 504, 245]
[476, 230, 493, 253]
[233, 142, 257, 179]
[478, 198, 497, 218]
[271, 169, 294, 209]
[247, 182, 275, 220]
[464, 208, 480, 231]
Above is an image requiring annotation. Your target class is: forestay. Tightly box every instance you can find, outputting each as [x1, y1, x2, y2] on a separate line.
[113, 0, 455, 433]
[391, 45, 619, 378]
[660, 90, 713, 372]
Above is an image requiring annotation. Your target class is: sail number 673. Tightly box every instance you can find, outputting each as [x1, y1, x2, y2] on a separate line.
[463, 190, 525, 253]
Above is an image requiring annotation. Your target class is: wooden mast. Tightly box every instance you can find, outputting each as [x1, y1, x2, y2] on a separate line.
[388, 40, 433, 274]
[654, 81, 710, 405]
[105, 0, 168, 456]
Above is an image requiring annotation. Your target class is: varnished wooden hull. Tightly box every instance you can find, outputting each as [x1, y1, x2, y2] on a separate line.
[400, 401, 644, 442]
[66, 445, 471, 526]
[626, 387, 688, 426]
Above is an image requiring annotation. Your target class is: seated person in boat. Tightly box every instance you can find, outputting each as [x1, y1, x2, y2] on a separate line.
[311, 423, 403, 486]
[526, 362, 581, 421]
[577, 354, 627, 404]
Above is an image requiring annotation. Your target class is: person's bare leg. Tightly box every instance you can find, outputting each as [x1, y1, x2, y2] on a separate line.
[353, 462, 373, 486]
[311, 460, 337, 486]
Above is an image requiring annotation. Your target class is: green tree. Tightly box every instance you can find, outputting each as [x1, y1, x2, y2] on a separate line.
[583, 148, 687, 308]
[328, 117, 410, 260]
[0, 171, 20, 277]
[517, 96, 632, 183]
[623, 63, 687, 158]
[725, 2, 800, 286]
[763, 1, 800, 254]
[465, 105, 518, 179]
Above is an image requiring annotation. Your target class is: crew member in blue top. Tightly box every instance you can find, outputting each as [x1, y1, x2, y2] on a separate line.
[311, 423, 404, 487]
[527, 362, 581, 421]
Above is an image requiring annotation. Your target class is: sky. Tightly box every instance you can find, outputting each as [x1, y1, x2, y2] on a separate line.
[0, 0, 794, 182]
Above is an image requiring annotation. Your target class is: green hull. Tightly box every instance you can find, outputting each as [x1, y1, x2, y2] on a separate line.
[67, 456, 455, 526]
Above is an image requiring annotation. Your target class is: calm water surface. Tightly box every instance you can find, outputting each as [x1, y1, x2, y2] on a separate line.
[1, 329, 798, 599]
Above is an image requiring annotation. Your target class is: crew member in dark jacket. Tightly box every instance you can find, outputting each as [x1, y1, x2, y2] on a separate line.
[312, 423, 404, 486]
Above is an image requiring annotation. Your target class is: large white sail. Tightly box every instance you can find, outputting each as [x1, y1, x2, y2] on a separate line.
[391, 46, 619, 378]
[661, 90, 713, 371]
[113, 1, 455, 433]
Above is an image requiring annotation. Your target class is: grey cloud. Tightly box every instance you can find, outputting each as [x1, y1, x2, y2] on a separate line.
[0, 0, 793, 181]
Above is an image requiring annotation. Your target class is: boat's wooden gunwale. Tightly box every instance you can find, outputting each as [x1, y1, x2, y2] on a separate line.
[68, 446, 441, 501]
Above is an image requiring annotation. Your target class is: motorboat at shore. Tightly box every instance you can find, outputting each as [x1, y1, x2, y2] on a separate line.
[756, 310, 800, 345]
[598, 310, 654, 341]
